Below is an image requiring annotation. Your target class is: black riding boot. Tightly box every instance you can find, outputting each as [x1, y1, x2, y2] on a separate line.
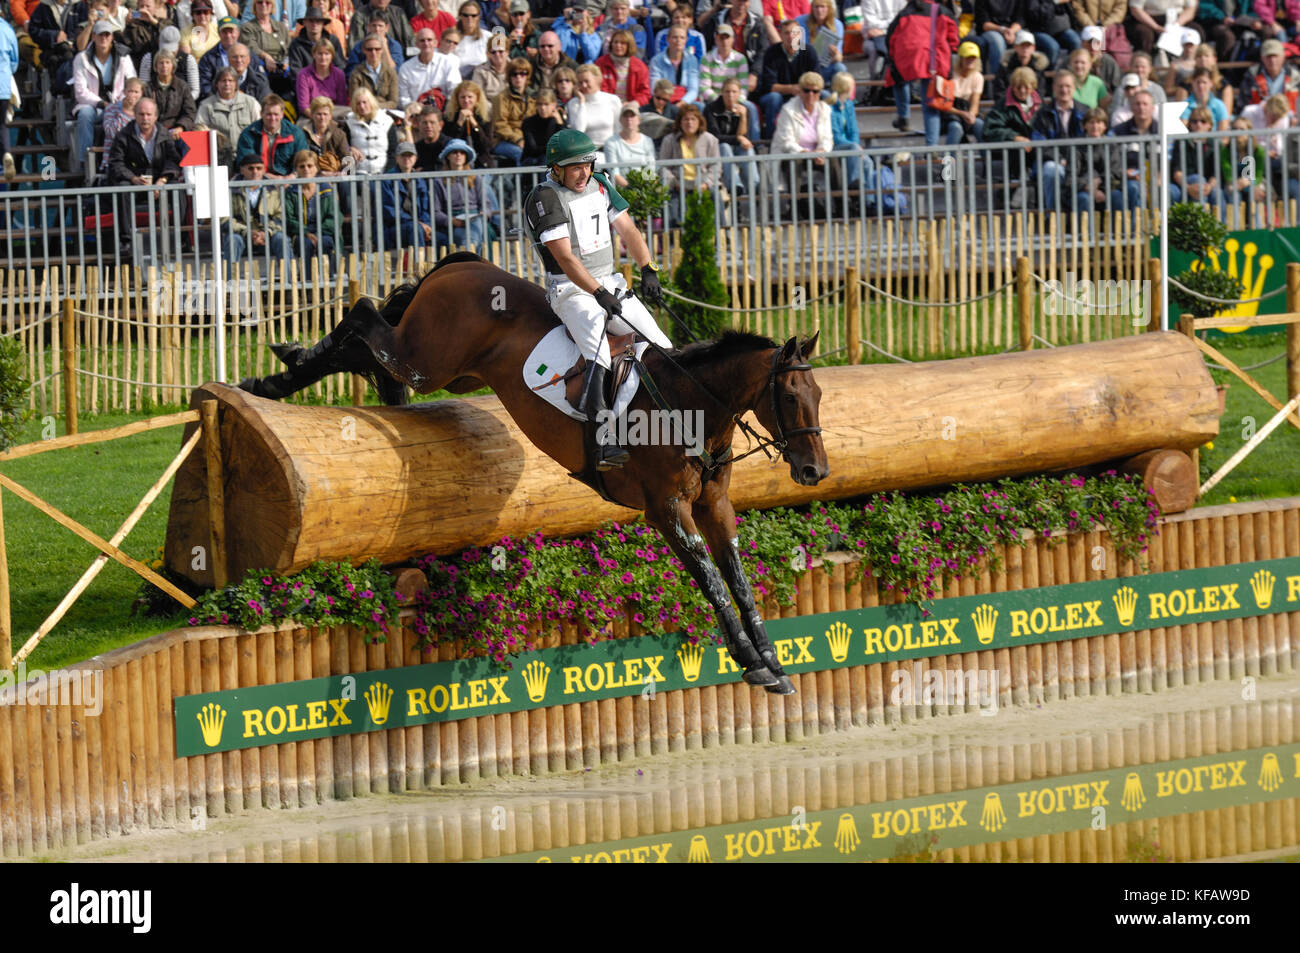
[578, 362, 628, 470]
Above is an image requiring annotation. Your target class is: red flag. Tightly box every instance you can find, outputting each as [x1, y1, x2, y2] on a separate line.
[179, 130, 212, 167]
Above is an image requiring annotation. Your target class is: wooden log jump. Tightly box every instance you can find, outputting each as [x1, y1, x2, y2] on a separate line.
[165, 333, 1220, 587]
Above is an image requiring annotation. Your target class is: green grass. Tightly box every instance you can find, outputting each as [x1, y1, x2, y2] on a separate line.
[4, 408, 193, 672]
[3, 330, 1297, 672]
[1196, 331, 1300, 506]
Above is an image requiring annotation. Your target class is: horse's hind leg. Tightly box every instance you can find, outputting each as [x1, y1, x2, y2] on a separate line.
[645, 499, 779, 691]
[239, 300, 408, 404]
[693, 494, 796, 696]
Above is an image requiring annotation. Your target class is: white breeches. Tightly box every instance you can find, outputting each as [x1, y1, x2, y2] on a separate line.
[548, 272, 671, 369]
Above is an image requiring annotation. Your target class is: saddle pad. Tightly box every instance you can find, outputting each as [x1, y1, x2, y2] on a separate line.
[524, 325, 649, 422]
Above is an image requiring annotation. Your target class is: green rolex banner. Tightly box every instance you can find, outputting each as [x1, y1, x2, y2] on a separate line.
[1155, 227, 1297, 335]
[482, 741, 1300, 862]
[174, 556, 1300, 757]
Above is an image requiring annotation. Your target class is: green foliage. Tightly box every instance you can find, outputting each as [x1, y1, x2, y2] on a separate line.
[620, 168, 670, 227]
[1168, 202, 1228, 257]
[667, 189, 729, 343]
[1171, 266, 1246, 318]
[0, 336, 31, 453]
[1167, 202, 1242, 318]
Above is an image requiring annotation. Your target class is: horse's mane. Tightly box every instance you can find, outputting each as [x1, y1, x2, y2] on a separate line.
[670, 330, 777, 368]
[377, 251, 488, 326]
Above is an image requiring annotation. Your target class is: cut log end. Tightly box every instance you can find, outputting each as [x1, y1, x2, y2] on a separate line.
[1120, 449, 1199, 515]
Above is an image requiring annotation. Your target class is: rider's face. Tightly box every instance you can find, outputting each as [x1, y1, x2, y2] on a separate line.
[559, 162, 592, 190]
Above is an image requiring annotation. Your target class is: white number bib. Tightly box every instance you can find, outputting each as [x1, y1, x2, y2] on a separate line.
[569, 191, 611, 256]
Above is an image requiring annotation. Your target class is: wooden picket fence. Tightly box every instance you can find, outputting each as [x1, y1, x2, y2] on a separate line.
[1, 209, 1159, 417]
[0, 497, 1295, 857]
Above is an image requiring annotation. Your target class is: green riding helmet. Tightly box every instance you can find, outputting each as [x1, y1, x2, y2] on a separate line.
[546, 129, 600, 168]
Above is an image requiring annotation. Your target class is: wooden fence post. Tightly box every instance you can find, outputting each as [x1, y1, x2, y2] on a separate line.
[0, 487, 9, 671]
[1146, 257, 1162, 332]
[1288, 262, 1300, 402]
[1016, 256, 1033, 351]
[845, 265, 860, 364]
[61, 299, 77, 436]
[202, 399, 228, 590]
[348, 279, 365, 406]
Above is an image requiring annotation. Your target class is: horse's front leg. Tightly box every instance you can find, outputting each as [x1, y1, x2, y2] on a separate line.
[644, 497, 778, 691]
[692, 486, 797, 696]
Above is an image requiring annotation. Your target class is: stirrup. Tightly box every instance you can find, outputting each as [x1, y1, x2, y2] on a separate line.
[596, 442, 629, 470]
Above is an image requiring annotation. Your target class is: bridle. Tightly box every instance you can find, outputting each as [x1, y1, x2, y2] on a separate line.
[639, 332, 820, 469]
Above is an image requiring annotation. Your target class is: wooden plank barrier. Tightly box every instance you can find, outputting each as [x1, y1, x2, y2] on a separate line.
[164, 333, 1219, 587]
[1, 498, 1298, 855]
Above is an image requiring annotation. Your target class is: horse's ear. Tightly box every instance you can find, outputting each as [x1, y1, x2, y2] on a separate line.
[799, 330, 820, 359]
[781, 336, 800, 362]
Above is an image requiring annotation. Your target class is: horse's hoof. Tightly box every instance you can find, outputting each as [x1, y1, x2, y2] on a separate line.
[742, 664, 779, 688]
[270, 342, 304, 366]
[764, 675, 797, 696]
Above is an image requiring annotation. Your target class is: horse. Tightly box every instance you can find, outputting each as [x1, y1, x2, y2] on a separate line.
[240, 252, 829, 695]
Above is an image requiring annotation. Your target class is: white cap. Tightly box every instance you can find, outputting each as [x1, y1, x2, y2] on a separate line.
[1121, 72, 1139, 87]
[1081, 25, 1103, 45]
[1181, 26, 1199, 46]
[1014, 29, 1034, 46]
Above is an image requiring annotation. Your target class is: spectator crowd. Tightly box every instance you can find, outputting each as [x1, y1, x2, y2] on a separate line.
[3, 0, 1299, 251]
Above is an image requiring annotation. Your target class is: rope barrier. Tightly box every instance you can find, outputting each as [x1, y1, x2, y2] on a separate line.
[1032, 334, 1057, 348]
[73, 367, 164, 386]
[857, 278, 1013, 307]
[1167, 276, 1287, 305]
[1029, 272, 1135, 309]
[70, 308, 206, 330]
[2, 315, 54, 335]
[862, 340, 914, 363]
[659, 285, 841, 312]
[1205, 351, 1288, 372]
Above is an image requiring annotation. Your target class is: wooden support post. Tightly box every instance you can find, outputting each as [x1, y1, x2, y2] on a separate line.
[348, 280, 365, 407]
[845, 265, 860, 364]
[0, 488, 9, 671]
[202, 400, 229, 590]
[1016, 256, 1033, 350]
[1147, 257, 1162, 332]
[61, 299, 77, 436]
[1288, 263, 1300, 402]
[620, 263, 634, 289]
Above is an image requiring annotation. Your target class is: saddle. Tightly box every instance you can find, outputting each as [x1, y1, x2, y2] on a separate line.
[559, 330, 638, 417]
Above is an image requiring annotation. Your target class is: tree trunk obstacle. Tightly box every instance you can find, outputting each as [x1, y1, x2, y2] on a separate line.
[164, 333, 1220, 588]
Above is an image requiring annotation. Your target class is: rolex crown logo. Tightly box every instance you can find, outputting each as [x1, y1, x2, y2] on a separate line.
[834, 812, 861, 854]
[364, 681, 394, 725]
[979, 792, 1006, 834]
[687, 834, 711, 863]
[824, 620, 852, 663]
[522, 659, 551, 703]
[1259, 752, 1283, 792]
[1250, 569, 1276, 609]
[1112, 585, 1139, 628]
[971, 603, 998, 645]
[1121, 771, 1146, 812]
[677, 641, 705, 682]
[1197, 238, 1274, 330]
[196, 702, 227, 748]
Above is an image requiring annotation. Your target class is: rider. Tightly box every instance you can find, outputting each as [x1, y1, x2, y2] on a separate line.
[524, 128, 671, 470]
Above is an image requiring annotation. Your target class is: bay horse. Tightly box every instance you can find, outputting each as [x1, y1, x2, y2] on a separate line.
[241, 252, 829, 694]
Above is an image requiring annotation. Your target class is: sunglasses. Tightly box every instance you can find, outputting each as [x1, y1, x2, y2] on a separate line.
[460, 10, 479, 16]
[800, 86, 820, 93]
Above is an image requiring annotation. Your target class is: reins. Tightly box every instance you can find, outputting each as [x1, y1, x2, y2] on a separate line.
[629, 293, 819, 471]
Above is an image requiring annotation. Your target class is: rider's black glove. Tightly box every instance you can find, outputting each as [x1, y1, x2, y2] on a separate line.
[593, 286, 623, 318]
[640, 265, 663, 304]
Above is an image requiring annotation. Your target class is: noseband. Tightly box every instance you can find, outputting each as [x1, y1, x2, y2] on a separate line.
[766, 347, 821, 457]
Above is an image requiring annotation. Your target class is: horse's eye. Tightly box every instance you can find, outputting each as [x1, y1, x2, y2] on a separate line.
[783, 393, 797, 406]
